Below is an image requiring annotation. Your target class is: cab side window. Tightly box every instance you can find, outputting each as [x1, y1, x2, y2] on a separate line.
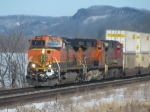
[63, 43, 65, 49]
[98, 44, 102, 50]
[63, 42, 71, 50]
[117, 44, 120, 50]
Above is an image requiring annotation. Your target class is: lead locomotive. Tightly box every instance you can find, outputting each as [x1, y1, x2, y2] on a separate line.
[26, 35, 123, 86]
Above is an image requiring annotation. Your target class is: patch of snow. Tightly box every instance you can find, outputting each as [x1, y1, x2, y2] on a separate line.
[15, 22, 20, 26]
[51, 23, 60, 27]
[15, 22, 25, 26]
[40, 21, 46, 24]
[119, 10, 124, 14]
[83, 15, 107, 24]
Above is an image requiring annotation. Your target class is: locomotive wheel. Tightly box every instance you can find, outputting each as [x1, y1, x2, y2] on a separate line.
[121, 70, 126, 77]
[119, 70, 122, 77]
[86, 71, 92, 81]
[103, 72, 108, 79]
[136, 70, 141, 76]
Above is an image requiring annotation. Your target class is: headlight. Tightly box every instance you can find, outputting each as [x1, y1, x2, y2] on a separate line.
[42, 48, 45, 54]
[32, 64, 36, 68]
[48, 65, 52, 68]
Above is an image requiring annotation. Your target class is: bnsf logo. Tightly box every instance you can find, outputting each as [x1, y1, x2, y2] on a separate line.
[38, 54, 48, 63]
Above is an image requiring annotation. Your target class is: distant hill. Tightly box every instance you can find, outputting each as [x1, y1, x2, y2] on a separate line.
[0, 5, 150, 39]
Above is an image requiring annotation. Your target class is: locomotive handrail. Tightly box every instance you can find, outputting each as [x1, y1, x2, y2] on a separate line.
[84, 57, 87, 67]
[76, 56, 87, 74]
[83, 57, 87, 74]
[29, 56, 34, 61]
[51, 57, 60, 80]
[77, 57, 85, 67]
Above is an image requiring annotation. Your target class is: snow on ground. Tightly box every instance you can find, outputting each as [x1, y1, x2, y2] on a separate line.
[1, 81, 150, 112]
[0, 89, 120, 111]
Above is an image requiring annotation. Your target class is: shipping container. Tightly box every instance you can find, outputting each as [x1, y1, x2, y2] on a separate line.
[123, 53, 138, 76]
[123, 53, 135, 69]
[147, 34, 150, 53]
[123, 53, 149, 69]
[135, 53, 149, 68]
[106, 30, 150, 53]
[149, 54, 150, 65]
[106, 30, 136, 53]
[135, 32, 141, 53]
[140, 33, 149, 53]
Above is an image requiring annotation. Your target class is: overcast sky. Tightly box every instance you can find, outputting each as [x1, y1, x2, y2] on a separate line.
[1, 0, 150, 16]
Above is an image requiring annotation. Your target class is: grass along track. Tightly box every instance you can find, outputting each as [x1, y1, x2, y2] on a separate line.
[0, 75, 150, 108]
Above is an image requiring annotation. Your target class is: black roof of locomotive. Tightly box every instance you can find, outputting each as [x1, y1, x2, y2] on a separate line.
[62, 38, 97, 47]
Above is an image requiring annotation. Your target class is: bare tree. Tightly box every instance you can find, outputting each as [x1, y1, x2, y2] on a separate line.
[0, 16, 30, 89]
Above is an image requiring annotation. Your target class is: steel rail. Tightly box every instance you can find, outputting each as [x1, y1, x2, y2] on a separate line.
[0, 86, 51, 98]
[0, 87, 33, 97]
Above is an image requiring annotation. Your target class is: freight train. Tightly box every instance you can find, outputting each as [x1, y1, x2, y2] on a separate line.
[26, 35, 150, 87]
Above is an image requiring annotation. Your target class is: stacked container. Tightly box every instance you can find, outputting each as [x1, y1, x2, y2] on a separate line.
[106, 30, 150, 69]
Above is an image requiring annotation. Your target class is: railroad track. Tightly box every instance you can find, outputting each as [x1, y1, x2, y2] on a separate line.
[0, 86, 52, 98]
[0, 87, 33, 97]
[0, 75, 150, 108]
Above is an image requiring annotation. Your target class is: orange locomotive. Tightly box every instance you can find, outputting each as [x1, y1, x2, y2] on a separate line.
[26, 35, 123, 86]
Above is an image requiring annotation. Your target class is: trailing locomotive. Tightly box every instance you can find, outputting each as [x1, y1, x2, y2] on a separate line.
[26, 35, 124, 86]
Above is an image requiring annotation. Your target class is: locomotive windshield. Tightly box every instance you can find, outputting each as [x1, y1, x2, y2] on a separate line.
[46, 41, 61, 47]
[32, 40, 45, 47]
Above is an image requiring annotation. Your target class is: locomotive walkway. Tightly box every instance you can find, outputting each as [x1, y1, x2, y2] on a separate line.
[0, 75, 150, 108]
